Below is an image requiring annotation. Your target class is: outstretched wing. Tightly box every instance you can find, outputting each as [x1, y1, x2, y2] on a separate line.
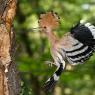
[59, 32, 94, 65]
[59, 22, 95, 65]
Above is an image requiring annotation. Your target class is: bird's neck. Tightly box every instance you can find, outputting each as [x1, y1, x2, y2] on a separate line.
[46, 31, 58, 46]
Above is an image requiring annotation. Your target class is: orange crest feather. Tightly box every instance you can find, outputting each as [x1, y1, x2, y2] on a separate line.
[39, 12, 59, 30]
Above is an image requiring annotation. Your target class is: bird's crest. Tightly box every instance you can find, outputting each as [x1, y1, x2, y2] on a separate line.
[38, 11, 60, 30]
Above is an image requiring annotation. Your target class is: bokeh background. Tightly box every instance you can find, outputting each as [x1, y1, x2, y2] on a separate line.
[15, 0, 95, 95]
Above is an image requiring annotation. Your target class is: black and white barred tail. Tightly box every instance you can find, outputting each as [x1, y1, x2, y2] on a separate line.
[43, 62, 64, 92]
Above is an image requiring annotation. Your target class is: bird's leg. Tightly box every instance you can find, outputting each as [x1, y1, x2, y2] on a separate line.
[43, 61, 66, 92]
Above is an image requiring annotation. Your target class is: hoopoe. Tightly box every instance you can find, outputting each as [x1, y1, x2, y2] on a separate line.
[38, 11, 95, 91]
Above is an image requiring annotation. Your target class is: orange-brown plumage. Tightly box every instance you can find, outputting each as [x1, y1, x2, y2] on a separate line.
[39, 12, 59, 30]
[39, 12, 60, 61]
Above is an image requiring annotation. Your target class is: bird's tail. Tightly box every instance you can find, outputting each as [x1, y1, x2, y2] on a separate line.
[43, 62, 64, 92]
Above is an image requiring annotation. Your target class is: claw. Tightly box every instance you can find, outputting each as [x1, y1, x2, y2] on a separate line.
[45, 61, 53, 67]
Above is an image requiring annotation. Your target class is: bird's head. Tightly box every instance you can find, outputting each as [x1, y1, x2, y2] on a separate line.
[38, 11, 60, 34]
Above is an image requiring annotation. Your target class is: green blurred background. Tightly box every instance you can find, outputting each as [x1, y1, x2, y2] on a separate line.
[15, 0, 95, 95]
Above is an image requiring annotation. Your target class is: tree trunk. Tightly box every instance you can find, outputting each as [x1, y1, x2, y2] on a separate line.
[0, 0, 20, 95]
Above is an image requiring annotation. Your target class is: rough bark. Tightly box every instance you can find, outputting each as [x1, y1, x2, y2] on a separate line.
[0, 0, 20, 95]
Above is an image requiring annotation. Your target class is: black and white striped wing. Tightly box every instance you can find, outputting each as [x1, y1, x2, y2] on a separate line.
[66, 43, 93, 65]
[61, 35, 94, 65]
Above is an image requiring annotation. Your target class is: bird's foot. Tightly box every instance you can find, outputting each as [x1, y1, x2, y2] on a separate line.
[45, 61, 54, 67]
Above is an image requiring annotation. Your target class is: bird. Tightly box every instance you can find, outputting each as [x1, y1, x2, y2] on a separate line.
[38, 11, 95, 92]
